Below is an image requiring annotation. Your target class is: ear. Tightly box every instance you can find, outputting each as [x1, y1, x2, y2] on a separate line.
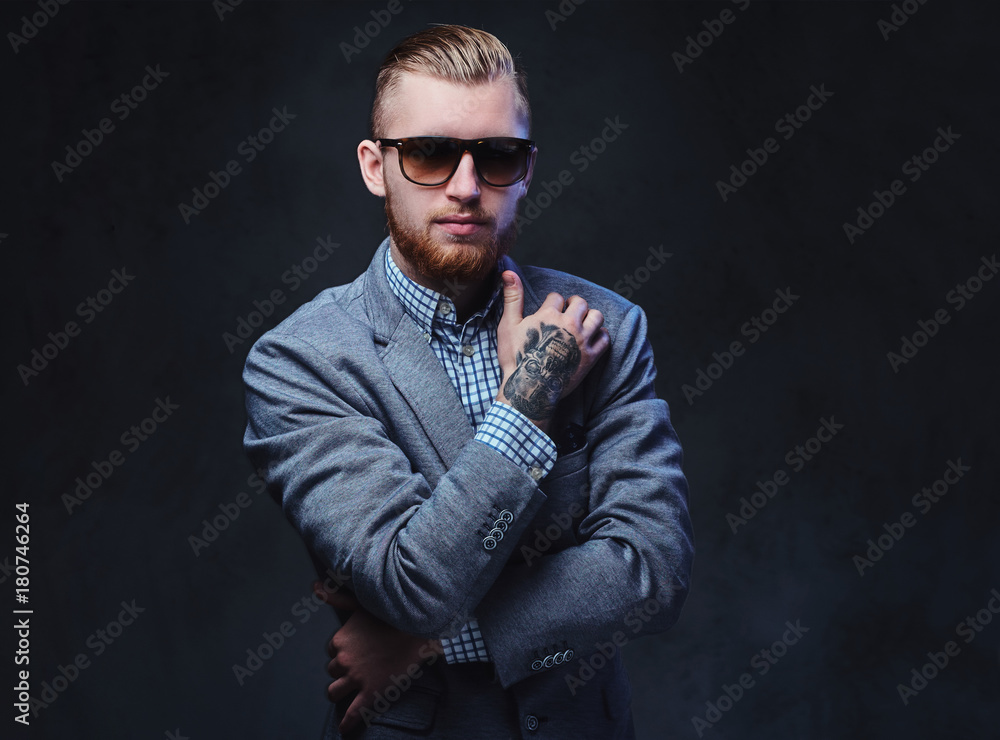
[358, 139, 386, 197]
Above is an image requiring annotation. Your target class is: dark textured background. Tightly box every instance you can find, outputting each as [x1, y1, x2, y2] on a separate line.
[5, 1, 999, 738]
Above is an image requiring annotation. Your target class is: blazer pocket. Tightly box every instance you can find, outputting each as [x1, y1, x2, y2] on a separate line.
[521, 451, 590, 555]
[367, 684, 439, 732]
[547, 438, 590, 479]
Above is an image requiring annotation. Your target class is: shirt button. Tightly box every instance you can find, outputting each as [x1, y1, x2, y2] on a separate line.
[461, 344, 475, 357]
[525, 715, 539, 732]
[437, 301, 452, 316]
[529, 465, 544, 481]
[422, 332, 431, 343]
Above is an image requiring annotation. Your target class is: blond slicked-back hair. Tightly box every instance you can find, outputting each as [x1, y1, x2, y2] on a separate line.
[369, 24, 531, 140]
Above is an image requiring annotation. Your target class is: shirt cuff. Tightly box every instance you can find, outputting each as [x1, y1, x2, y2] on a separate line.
[473, 402, 558, 482]
[440, 617, 492, 663]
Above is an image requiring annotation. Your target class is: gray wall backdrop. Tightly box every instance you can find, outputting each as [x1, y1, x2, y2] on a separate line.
[6, 1, 999, 738]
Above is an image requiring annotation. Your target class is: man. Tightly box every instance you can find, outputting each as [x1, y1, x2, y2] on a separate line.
[243, 24, 694, 739]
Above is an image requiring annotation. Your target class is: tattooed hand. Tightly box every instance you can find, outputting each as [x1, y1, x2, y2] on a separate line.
[496, 270, 610, 432]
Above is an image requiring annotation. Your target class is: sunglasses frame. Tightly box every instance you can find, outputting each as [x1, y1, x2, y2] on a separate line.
[376, 136, 536, 187]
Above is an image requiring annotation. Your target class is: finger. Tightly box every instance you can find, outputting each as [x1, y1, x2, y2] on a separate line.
[563, 295, 590, 322]
[589, 327, 611, 353]
[581, 307, 604, 335]
[326, 675, 355, 704]
[339, 692, 371, 734]
[541, 291, 565, 312]
[500, 271, 524, 326]
[326, 655, 344, 678]
[326, 633, 345, 660]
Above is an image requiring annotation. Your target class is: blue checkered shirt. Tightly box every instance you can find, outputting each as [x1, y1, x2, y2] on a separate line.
[385, 247, 558, 663]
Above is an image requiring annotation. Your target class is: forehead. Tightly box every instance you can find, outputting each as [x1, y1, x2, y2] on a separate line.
[383, 72, 527, 139]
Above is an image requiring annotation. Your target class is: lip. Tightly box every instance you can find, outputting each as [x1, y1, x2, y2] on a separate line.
[434, 215, 488, 224]
[436, 221, 485, 236]
[434, 215, 489, 236]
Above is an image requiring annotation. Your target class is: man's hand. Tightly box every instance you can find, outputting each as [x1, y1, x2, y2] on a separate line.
[312, 581, 444, 735]
[496, 270, 611, 432]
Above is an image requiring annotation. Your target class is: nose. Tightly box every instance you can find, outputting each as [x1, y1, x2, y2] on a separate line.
[445, 150, 481, 201]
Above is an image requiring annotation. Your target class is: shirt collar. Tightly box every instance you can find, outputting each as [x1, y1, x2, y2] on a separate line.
[385, 246, 505, 336]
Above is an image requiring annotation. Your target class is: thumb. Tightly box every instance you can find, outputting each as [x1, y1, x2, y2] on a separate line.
[500, 270, 523, 324]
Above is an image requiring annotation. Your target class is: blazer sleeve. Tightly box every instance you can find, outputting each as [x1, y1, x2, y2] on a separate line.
[474, 303, 695, 688]
[242, 330, 553, 638]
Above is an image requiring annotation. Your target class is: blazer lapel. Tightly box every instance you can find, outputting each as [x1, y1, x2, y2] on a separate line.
[361, 237, 541, 470]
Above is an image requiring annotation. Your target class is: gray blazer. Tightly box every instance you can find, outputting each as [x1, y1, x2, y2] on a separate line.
[243, 237, 694, 739]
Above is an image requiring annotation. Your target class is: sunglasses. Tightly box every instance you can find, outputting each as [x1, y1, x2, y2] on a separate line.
[377, 136, 535, 187]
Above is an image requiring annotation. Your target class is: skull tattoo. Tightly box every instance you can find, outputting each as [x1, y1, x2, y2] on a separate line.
[504, 322, 582, 420]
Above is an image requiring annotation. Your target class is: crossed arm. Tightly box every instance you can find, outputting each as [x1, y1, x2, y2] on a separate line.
[243, 298, 693, 732]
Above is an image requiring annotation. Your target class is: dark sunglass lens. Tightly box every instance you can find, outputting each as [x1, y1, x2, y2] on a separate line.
[401, 138, 460, 183]
[477, 138, 527, 185]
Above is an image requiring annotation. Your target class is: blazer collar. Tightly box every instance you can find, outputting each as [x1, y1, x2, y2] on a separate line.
[361, 236, 542, 469]
[362, 236, 541, 340]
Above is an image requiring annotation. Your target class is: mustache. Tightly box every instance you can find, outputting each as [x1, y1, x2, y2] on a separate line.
[430, 207, 493, 223]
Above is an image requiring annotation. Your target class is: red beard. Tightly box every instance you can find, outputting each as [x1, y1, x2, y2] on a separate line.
[384, 185, 518, 291]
